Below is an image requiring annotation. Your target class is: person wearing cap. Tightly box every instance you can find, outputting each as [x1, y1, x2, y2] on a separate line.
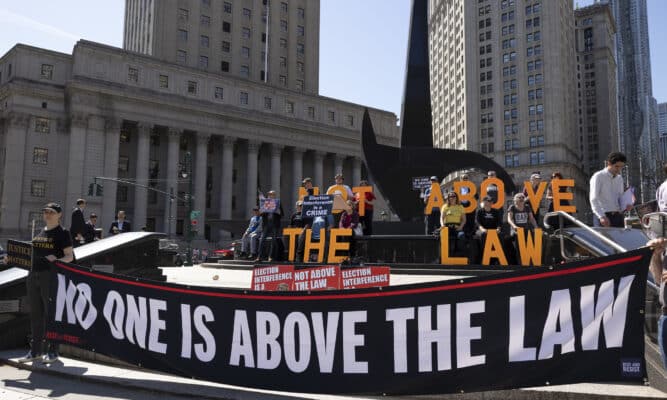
[421, 176, 442, 234]
[589, 151, 632, 227]
[109, 210, 132, 234]
[474, 196, 504, 263]
[19, 202, 73, 364]
[83, 213, 100, 243]
[240, 207, 262, 259]
[70, 198, 86, 247]
[523, 173, 543, 227]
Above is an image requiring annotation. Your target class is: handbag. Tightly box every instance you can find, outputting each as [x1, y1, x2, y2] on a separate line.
[353, 224, 364, 236]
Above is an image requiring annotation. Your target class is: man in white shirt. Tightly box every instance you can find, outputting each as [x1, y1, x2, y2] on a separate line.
[589, 152, 631, 227]
[656, 162, 667, 212]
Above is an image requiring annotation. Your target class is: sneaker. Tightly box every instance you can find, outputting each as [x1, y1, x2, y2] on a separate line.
[42, 351, 59, 364]
[17, 350, 42, 363]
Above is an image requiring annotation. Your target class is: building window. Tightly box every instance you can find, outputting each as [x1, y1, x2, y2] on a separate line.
[223, 22, 231, 33]
[200, 35, 209, 48]
[242, 28, 251, 39]
[177, 50, 187, 64]
[242, 46, 250, 58]
[178, 29, 188, 41]
[221, 61, 230, 72]
[280, 20, 288, 32]
[41, 64, 53, 80]
[264, 96, 272, 110]
[33, 147, 48, 165]
[202, 0, 210, 7]
[307, 106, 315, 119]
[199, 56, 208, 69]
[296, 61, 304, 73]
[178, 8, 189, 23]
[285, 100, 294, 114]
[187, 80, 198, 95]
[328, 110, 335, 122]
[117, 185, 128, 202]
[118, 156, 130, 172]
[159, 74, 169, 88]
[296, 79, 304, 91]
[240, 91, 249, 105]
[127, 66, 139, 82]
[243, 8, 251, 19]
[298, 7, 305, 19]
[201, 15, 210, 26]
[297, 43, 304, 55]
[281, 2, 288, 13]
[240, 65, 249, 77]
[346, 115, 354, 127]
[31, 180, 46, 197]
[279, 75, 287, 86]
[280, 56, 287, 68]
[280, 38, 288, 48]
[297, 25, 304, 36]
[221, 41, 230, 53]
[35, 117, 50, 133]
[224, 2, 232, 13]
[215, 87, 224, 100]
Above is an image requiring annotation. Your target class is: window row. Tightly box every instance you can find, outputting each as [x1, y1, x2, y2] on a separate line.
[525, 3, 541, 15]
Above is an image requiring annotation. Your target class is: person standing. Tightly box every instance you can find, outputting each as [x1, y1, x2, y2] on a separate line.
[589, 152, 631, 227]
[256, 190, 284, 262]
[355, 180, 376, 236]
[648, 237, 667, 370]
[18, 203, 73, 364]
[523, 173, 543, 226]
[83, 213, 100, 243]
[327, 174, 354, 227]
[422, 176, 442, 235]
[109, 210, 132, 234]
[656, 162, 667, 212]
[70, 198, 86, 247]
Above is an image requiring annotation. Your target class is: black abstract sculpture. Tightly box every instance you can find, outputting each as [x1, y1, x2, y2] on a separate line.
[362, 0, 516, 221]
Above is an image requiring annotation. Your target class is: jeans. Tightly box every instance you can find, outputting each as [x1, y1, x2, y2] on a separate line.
[27, 270, 55, 354]
[659, 314, 667, 370]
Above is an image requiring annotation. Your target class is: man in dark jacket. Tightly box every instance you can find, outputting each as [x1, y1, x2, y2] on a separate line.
[109, 210, 132, 234]
[70, 199, 86, 247]
[83, 213, 100, 243]
[256, 190, 284, 261]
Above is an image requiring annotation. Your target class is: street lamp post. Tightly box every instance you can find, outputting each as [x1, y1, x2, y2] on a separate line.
[182, 151, 194, 266]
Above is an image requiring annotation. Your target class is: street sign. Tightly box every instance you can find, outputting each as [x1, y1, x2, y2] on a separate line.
[190, 210, 201, 219]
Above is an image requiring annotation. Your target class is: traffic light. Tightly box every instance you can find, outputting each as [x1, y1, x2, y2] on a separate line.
[88, 183, 94, 196]
[96, 184, 103, 196]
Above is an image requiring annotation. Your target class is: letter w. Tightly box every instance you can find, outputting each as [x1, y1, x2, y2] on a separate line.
[580, 275, 635, 350]
[55, 274, 78, 324]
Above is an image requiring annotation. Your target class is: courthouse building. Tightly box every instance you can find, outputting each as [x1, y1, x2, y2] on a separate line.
[0, 0, 398, 241]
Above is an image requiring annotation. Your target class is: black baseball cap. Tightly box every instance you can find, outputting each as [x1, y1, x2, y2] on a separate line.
[43, 202, 62, 213]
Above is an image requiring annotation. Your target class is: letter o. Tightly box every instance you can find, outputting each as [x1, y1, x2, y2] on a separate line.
[283, 312, 312, 373]
[74, 283, 98, 330]
[103, 290, 126, 340]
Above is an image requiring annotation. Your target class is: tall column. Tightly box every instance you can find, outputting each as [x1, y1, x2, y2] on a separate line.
[164, 128, 180, 236]
[0, 112, 29, 236]
[102, 118, 122, 229]
[292, 147, 304, 207]
[65, 113, 89, 227]
[133, 123, 151, 230]
[313, 150, 325, 189]
[246, 140, 260, 213]
[194, 133, 210, 239]
[219, 137, 235, 220]
[270, 144, 283, 193]
[352, 158, 362, 186]
[334, 154, 345, 176]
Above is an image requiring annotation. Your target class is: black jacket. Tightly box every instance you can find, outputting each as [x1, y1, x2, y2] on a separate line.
[70, 208, 86, 238]
[109, 220, 132, 234]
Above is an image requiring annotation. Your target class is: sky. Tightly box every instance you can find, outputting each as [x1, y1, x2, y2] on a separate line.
[0, 0, 665, 118]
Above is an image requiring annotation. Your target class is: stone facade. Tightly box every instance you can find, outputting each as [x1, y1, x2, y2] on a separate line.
[574, 3, 619, 177]
[0, 41, 398, 241]
[124, 0, 320, 94]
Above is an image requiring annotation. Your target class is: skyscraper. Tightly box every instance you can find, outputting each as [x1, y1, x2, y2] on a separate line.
[428, 0, 589, 214]
[603, 0, 658, 202]
[124, 0, 320, 94]
[574, 3, 619, 177]
[659, 102, 667, 163]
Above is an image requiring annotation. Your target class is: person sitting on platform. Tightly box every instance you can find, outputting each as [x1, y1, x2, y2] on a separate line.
[240, 207, 262, 259]
[507, 193, 537, 264]
[339, 200, 360, 259]
[441, 191, 466, 255]
[474, 196, 503, 264]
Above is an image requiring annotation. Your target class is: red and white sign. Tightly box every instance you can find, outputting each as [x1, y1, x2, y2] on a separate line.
[341, 266, 391, 289]
[251, 265, 295, 291]
[293, 265, 341, 291]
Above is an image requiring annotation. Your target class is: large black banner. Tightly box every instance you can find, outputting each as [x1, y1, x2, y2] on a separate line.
[47, 249, 650, 395]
